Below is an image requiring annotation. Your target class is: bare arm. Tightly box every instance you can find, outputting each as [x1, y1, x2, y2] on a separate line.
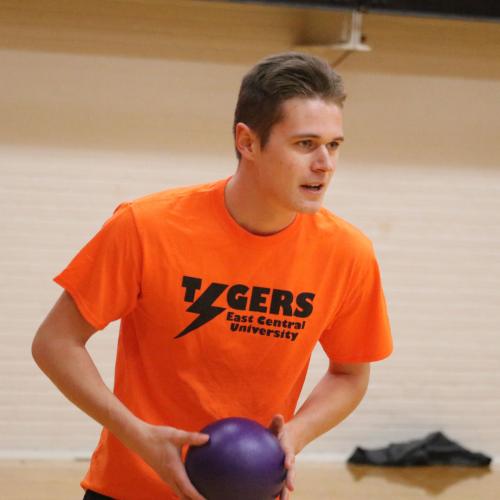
[270, 361, 370, 499]
[288, 361, 370, 454]
[32, 291, 208, 500]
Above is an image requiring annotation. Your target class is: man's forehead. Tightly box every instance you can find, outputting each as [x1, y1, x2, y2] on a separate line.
[275, 97, 343, 133]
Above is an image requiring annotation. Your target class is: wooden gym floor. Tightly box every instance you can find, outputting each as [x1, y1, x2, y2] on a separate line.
[1, 460, 499, 499]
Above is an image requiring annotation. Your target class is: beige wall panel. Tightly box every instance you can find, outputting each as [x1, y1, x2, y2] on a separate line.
[1, 0, 500, 462]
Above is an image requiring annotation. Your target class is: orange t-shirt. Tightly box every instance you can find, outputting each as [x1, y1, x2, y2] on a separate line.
[55, 178, 392, 499]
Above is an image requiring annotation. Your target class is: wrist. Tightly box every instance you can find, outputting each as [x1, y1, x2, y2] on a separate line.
[284, 419, 306, 455]
[105, 403, 149, 454]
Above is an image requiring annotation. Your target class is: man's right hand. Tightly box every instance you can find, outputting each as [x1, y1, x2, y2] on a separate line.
[133, 423, 209, 500]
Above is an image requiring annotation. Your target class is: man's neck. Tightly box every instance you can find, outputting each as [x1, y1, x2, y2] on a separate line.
[224, 172, 296, 236]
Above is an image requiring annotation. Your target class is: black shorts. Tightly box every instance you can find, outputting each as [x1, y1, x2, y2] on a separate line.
[83, 490, 114, 500]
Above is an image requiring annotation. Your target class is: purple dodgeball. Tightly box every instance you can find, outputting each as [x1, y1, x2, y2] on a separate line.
[185, 417, 287, 500]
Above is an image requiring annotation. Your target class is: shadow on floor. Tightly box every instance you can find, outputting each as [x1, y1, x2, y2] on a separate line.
[347, 464, 492, 495]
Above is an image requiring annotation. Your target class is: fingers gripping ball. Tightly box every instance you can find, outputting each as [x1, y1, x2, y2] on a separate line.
[185, 417, 287, 500]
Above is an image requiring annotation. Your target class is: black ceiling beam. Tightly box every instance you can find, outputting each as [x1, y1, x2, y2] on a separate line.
[227, 1, 500, 22]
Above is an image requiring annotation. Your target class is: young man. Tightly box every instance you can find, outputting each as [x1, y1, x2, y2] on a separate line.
[32, 52, 392, 500]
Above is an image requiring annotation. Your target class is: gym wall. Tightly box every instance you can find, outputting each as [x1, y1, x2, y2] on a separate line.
[1, 0, 499, 462]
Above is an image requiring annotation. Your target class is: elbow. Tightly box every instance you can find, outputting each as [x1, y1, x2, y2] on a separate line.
[31, 326, 46, 368]
[32, 323, 56, 373]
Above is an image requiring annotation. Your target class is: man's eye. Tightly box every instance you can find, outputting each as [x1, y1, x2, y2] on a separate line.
[297, 140, 313, 149]
[327, 141, 340, 150]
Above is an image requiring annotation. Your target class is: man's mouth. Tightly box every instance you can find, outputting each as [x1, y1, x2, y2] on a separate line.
[300, 183, 324, 192]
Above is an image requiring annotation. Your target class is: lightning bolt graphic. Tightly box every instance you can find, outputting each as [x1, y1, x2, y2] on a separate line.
[175, 282, 228, 339]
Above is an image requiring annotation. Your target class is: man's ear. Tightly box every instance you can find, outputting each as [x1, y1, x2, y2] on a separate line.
[235, 122, 259, 160]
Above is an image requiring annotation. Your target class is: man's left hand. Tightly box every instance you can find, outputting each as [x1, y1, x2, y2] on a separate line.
[269, 414, 296, 500]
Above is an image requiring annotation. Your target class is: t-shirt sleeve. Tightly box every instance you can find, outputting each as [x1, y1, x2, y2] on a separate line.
[54, 203, 142, 330]
[320, 243, 392, 363]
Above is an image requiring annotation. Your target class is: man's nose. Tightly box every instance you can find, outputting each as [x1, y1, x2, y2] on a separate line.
[311, 145, 334, 172]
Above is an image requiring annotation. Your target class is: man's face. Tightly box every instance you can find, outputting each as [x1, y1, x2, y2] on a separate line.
[253, 97, 344, 215]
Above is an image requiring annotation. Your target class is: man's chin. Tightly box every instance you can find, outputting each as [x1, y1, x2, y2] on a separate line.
[296, 202, 323, 214]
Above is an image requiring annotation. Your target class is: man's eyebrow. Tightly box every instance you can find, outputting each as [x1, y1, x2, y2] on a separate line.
[291, 133, 345, 141]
